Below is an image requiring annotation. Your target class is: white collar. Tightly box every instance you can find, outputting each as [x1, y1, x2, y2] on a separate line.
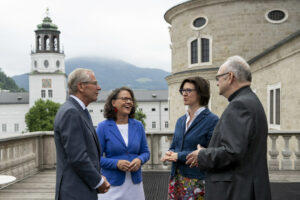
[70, 95, 86, 110]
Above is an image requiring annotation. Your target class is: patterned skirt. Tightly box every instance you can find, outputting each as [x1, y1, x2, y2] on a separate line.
[167, 171, 205, 200]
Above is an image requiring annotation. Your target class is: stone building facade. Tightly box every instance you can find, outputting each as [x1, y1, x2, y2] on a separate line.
[164, 0, 300, 130]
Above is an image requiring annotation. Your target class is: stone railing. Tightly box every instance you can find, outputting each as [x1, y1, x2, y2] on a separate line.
[145, 130, 300, 171]
[268, 130, 300, 170]
[0, 130, 299, 187]
[0, 132, 55, 188]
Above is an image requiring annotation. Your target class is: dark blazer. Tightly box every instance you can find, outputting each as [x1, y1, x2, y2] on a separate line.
[197, 86, 272, 200]
[96, 118, 150, 186]
[170, 108, 218, 179]
[54, 97, 102, 200]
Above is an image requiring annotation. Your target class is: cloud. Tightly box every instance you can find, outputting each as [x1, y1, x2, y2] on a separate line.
[0, 0, 184, 76]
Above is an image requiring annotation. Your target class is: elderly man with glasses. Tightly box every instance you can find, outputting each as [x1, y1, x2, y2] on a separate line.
[186, 56, 272, 200]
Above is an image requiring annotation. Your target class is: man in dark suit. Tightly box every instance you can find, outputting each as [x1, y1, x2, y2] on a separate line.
[54, 68, 110, 200]
[186, 56, 272, 200]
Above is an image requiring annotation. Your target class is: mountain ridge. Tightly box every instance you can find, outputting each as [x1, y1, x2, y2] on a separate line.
[12, 57, 170, 91]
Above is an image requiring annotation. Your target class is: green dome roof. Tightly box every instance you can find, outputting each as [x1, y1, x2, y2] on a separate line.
[37, 16, 58, 31]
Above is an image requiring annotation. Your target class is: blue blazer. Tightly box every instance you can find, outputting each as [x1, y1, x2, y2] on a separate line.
[170, 108, 219, 180]
[96, 118, 150, 186]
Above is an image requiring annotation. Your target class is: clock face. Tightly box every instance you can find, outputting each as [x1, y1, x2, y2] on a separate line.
[42, 79, 52, 88]
[44, 60, 49, 68]
[56, 60, 60, 68]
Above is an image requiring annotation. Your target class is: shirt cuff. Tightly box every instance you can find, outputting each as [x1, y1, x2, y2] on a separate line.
[94, 176, 104, 189]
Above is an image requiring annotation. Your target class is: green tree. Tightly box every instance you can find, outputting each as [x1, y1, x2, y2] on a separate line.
[25, 99, 60, 132]
[0, 68, 26, 92]
[135, 105, 146, 128]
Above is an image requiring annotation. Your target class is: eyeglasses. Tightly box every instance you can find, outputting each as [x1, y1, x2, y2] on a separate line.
[81, 81, 98, 85]
[116, 97, 133, 102]
[179, 88, 196, 95]
[215, 72, 230, 81]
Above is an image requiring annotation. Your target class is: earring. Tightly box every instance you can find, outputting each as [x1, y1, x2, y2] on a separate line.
[114, 107, 118, 113]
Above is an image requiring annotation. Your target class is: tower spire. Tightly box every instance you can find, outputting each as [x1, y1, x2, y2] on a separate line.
[45, 7, 49, 17]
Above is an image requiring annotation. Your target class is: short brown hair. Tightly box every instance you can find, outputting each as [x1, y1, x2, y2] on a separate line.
[104, 87, 136, 120]
[179, 76, 210, 106]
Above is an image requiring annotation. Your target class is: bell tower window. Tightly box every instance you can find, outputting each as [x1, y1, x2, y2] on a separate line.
[53, 37, 58, 51]
[44, 35, 50, 51]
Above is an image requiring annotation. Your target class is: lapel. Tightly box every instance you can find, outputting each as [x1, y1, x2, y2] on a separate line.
[108, 119, 136, 149]
[68, 97, 101, 155]
[185, 108, 209, 136]
[108, 120, 128, 148]
[128, 119, 136, 148]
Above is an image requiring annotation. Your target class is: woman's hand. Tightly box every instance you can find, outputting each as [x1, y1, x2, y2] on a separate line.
[129, 158, 142, 172]
[117, 160, 131, 172]
[161, 151, 178, 162]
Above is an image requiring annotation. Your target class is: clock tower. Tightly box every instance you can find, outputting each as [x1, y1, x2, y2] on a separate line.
[29, 9, 67, 107]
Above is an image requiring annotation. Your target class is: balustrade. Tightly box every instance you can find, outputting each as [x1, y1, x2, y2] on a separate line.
[0, 130, 299, 188]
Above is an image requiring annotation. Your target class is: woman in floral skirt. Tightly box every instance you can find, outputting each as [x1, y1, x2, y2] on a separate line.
[161, 77, 218, 200]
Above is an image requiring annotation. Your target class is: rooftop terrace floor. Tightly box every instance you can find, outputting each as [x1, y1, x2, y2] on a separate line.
[0, 170, 299, 200]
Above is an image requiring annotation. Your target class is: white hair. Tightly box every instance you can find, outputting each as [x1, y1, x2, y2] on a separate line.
[68, 68, 93, 95]
[224, 55, 252, 82]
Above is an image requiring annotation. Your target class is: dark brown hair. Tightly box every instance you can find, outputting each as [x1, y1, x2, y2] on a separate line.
[179, 76, 210, 106]
[104, 87, 136, 120]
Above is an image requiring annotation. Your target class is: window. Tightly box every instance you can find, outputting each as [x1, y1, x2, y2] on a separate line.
[191, 16, 208, 30]
[268, 83, 281, 129]
[164, 108, 168, 111]
[193, 17, 206, 28]
[265, 9, 288, 24]
[152, 108, 156, 112]
[48, 90, 53, 98]
[89, 109, 93, 113]
[189, 36, 212, 66]
[139, 108, 143, 112]
[100, 109, 103, 113]
[152, 121, 156, 129]
[14, 124, 19, 132]
[2, 124, 7, 132]
[201, 38, 209, 62]
[191, 39, 198, 64]
[41, 90, 46, 98]
[165, 121, 169, 129]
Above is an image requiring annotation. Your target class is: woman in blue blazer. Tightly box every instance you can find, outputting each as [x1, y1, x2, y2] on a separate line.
[161, 77, 219, 200]
[96, 87, 150, 200]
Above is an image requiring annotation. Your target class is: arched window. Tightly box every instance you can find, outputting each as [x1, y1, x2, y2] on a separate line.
[191, 39, 198, 64]
[44, 35, 50, 51]
[37, 36, 42, 51]
[53, 37, 58, 51]
[189, 36, 212, 66]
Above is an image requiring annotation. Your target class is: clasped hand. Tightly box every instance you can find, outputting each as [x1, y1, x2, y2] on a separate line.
[97, 175, 110, 194]
[161, 151, 178, 162]
[117, 158, 141, 172]
[185, 144, 204, 168]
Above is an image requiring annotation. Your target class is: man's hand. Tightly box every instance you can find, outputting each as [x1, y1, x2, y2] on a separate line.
[186, 144, 204, 168]
[129, 158, 142, 172]
[97, 176, 110, 193]
[161, 151, 178, 162]
[117, 160, 131, 172]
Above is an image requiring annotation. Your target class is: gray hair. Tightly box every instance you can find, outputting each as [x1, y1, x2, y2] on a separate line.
[68, 68, 94, 95]
[224, 55, 252, 82]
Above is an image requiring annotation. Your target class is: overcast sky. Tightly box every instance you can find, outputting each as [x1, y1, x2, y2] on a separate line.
[0, 0, 186, 77]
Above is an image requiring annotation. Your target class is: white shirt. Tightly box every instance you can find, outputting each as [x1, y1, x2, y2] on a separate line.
[117, 124, 129, 146]
[185, 107, 206, 132]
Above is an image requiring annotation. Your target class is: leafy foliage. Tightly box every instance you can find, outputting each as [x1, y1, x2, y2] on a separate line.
[0, 68, 26, 92]
[135, 105, 147, 128]
[25, 99, 60, 132]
